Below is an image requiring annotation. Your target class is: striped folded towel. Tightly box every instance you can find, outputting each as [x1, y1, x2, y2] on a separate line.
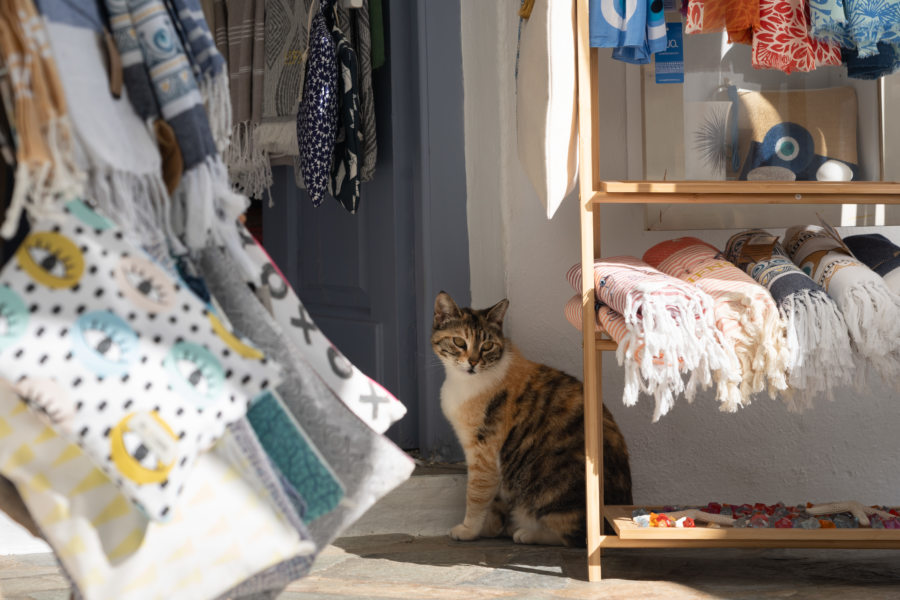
[644, 237, 790, 410]
[724, 230, 854, 410]
[842, 233, 900, 294]
[784, 225, 900, 382]
[567, 257, 739, 421]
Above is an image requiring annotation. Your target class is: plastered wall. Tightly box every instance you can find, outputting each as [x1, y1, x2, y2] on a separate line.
[462, 0, 900, 506]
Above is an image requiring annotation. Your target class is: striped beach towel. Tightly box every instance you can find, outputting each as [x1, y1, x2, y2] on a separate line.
[725, 230, 854, 410]
[567, 257, 740, 420]
[644, 237, 790, 410]
[784, 225, 900, 382]
[843, 233, 900, 294]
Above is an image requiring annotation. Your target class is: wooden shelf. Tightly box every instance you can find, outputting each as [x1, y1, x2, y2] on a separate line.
[602, 506, 900, 548]
[599, 181, 900, 194]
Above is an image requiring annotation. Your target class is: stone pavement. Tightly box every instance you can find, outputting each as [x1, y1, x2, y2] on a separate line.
[3, 534, 900, 599]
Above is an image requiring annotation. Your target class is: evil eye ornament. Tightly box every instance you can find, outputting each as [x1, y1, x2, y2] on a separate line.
[0, 286, 28, 351]
[208, 312, 264, 360]
[114, 255, 178, 313]
[16, 232, 85, 289]
[164, 342, 225, 404]
[65, 199, 113, 231]
[72, 311, 139, 377]
[110, 412, 177, 485]
[14, 378, 72, 425]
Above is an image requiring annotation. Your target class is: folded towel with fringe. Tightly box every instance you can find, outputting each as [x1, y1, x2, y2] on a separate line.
[0, 0, 83, 239]
[725, 230, 855, 410]
[843, 233, 900, 293]
[567, 257, 740, 420]
[644, 237, 791, 410]
[784, 225, 900, 383]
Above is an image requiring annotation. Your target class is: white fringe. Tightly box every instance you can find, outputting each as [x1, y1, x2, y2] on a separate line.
[779, 290, 855, 412]
[224, 121, 274, 200]
[198, 71, 233, 154]
[838, 281, 900, 383]
[729, 290, 791, 407]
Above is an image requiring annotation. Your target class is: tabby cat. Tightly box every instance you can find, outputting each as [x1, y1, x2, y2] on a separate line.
[431, 291, 632, 547]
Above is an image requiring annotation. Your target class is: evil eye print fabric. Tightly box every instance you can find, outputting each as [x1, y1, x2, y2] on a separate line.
[234, 225, 406, 434]
[0, 200, 281, 521]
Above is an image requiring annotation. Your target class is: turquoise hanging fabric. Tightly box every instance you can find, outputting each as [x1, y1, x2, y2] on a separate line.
[590, 0, 667, 64]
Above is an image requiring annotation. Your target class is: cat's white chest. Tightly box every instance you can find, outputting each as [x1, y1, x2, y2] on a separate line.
[439, 353, 511, 436]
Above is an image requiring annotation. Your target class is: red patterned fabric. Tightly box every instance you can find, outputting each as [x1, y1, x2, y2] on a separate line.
[752, 0, 841, 73]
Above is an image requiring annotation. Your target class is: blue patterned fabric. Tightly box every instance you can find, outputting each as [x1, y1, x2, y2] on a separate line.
[591, 0, 666, 64]
[844, 0, 900, 57]
[104, 0, 161, 121]
[809, 0, 852, 47]
[247, 391, 344, 524]
[843, 42, 900, 78]
[298, 7, 338, 208]
[843, 233, 900, 277]
[163, 0, 226, 84]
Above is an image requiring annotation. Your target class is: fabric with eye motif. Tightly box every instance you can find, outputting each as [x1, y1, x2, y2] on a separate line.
[0, 201, 281, 521]
[566, 257, 739, 421]
[724, 230, 854, 411]
[644, 237, 791, 411]
[784, 225, 900, 384]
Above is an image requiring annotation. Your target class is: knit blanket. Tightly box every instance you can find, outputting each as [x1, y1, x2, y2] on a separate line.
[843, 233, 900, 294]
[784, 225, 900, 382]
[0, 0, 83, 239]
[685, 0, 758, 44]
[567, 257, 740, 420]
[105, 0, 247, 252]
[644, 237, 790, 410]
[724, 230, 855, 410]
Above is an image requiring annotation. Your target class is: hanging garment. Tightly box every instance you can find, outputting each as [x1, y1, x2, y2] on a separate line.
[195, 245, 414, 550]
[566, 257, 740, 421]
[0, 0, 83, 239]
[752, 0, 842, 73]
[724, 230, 855, 411]
[232, 227, 407, 433]
[40, 3, 178, 265]
[843, 0, 900, 58]
[327, 15, 362, 213]
[843, 42, 900, 79]
[214, 0, 272, 199]
[103, 0, 247, 252]
[353, 1, 378, 182]
[370, 0, 386, 69]
[808, 0, 851, 47]
[164, 0, 231, 153]
[685, 0, 758, 44]
[0, 380, 316, 600]
[0, 202, 280, 521]
[784, 225, 900, 384]
[516, 0, 579, 220]
[589, 0, 666, 64]
[644, 238, 791, 410]
[843, 233, 900, 294]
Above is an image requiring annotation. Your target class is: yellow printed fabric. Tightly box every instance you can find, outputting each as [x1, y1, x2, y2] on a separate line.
[0, 380, 314, 600]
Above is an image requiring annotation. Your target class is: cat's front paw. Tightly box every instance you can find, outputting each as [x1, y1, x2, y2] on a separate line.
[449, 523, 480, 541]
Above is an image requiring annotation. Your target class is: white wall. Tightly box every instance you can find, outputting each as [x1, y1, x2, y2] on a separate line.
[461, 0, 900, 506]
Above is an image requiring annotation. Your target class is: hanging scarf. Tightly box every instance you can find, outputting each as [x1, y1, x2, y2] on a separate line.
[808, 0, 851, 47]
[644, 237, 791, 410]
[843, 42, 900, 79]
[685, 0, 758, 44]
[843, 233, 900, 294]
[164, 0, 231, 153]
[589, 0, 667, 64]
[104, 0, 247, 252]
[354, 0, 378, 183]
[567, 257, 740, 421]
[843, 0, 900, 58]
[784, 225, 900, 383]
[724, 230, 855, 411]
[752, 0, 842, 73]
[0, 0, 83, 239]
[213, 0, 272, 199]
[327, 11, 362, 213]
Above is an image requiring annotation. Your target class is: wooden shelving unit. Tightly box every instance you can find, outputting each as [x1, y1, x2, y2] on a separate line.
[574, 0, 900, 582]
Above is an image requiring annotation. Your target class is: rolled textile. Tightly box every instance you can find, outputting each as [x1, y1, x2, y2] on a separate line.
[784, 225, 900, 382]
[752, 0, 842, 73]
[843, 233, 900, 293]
[685, 0, 758, 44]
[724, 230, 855, 410]
[567, 257, 740, 420]
[644, 237, 791, 409]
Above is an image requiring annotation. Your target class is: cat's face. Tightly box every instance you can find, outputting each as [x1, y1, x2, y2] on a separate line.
[431, 292, 508, 376]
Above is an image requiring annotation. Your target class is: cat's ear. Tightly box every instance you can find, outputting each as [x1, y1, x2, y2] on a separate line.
[485, 298, 509, 327]
[434, 291, 462, 328]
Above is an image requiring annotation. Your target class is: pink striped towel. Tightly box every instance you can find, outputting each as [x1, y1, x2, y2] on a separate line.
[566, 256, 739, 421]
[643, 238, 790, 411]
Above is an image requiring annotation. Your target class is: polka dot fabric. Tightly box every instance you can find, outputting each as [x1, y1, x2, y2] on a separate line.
[0, 200, 281, 521]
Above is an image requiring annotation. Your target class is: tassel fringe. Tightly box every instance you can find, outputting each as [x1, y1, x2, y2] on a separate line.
[838, 281, 900, 382]
[198, 71, 233, 155]
[224, 121, 274, 200]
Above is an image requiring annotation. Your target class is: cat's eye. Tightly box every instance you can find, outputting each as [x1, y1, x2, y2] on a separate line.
[452, 337, 467, 349]
[482, 342, 494, 351]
